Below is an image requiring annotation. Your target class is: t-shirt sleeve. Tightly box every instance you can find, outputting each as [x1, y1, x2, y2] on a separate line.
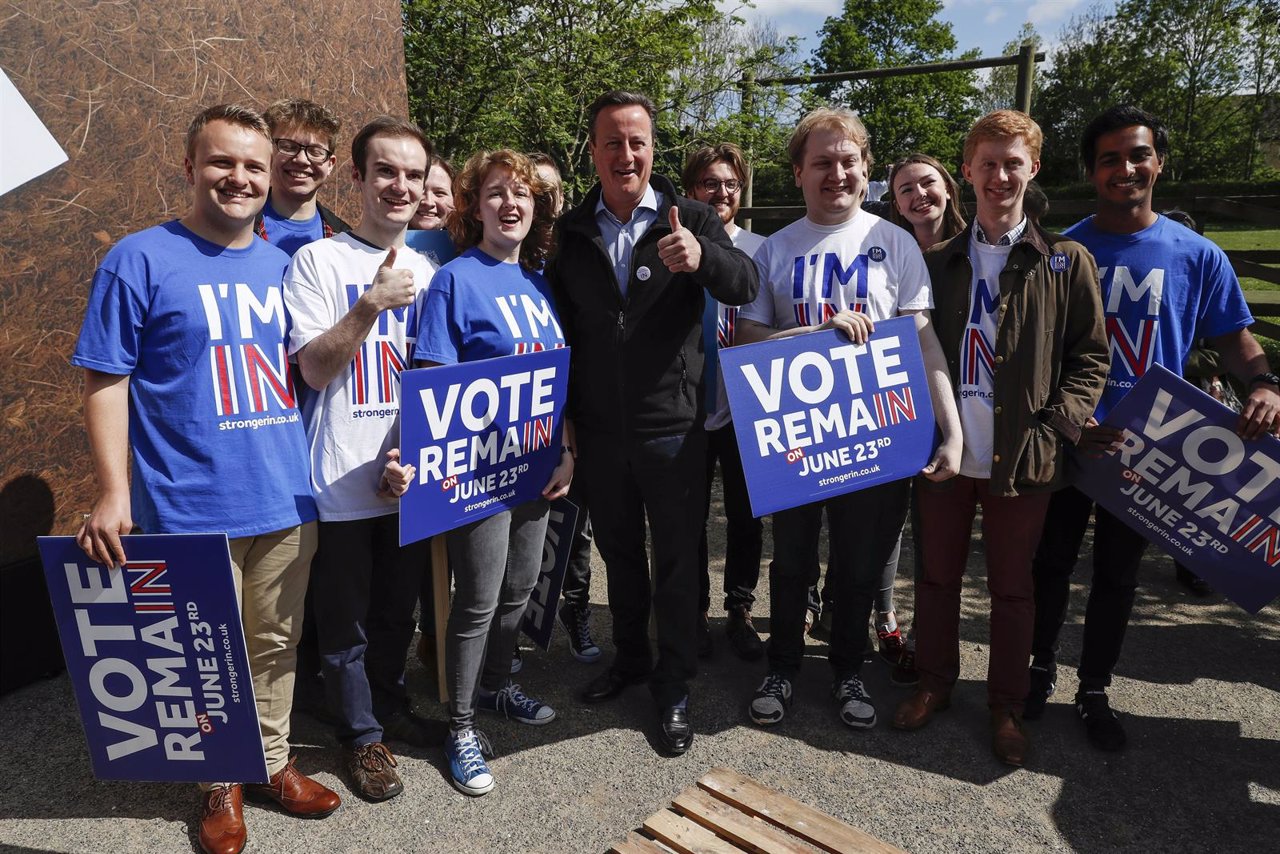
[737, 242, 777, 326]
[1194, 243, 1254, 340]
[71, 251, 149, 376]
[413, 268, 461, 365]
[895, 235, 934, 312]
[283, 247, 335, 355]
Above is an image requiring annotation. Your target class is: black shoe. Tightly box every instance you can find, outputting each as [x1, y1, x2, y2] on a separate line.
[381, 709, 446, 748]
[697, 612, 713, 659]
[725, 607, 764, 661]
[580, 668, 647, 704]
[1076, 690, 1127, 751]
[558, 602, 602, 662]
[1024, 663, 1056, 721]
[657, 703, 693, 755]
[1176, 566, 1214, 597]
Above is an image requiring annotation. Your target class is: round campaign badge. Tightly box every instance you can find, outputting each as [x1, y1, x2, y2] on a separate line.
[868, 246, 886, 262]
[637, 266, 652, 281]
[1050, 252, 1069, 273]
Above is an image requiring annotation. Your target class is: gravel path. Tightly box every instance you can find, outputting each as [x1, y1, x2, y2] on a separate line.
[2, 514, 1278, 854]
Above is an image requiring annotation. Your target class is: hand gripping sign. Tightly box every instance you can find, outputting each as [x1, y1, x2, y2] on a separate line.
[1074, 364, 1280, 613]
[399, 347, 570, 545]
[36, 534, 268, 783]
[720, 317, 936, 517]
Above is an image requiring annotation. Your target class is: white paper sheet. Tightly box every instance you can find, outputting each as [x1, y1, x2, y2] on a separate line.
[1, 67, 68, 197]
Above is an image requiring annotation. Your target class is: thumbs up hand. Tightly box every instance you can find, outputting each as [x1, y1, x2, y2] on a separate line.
[657, 205, 702, 274]
[365, 245, 416, 311]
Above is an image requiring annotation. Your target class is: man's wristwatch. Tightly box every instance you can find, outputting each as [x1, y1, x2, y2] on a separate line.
[1250, 372, 1280, 388]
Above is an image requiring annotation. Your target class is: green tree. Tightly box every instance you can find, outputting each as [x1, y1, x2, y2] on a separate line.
[972, 22, 1043, 117]
[809, 0, 978, 175]
[404, 0, 742, 201]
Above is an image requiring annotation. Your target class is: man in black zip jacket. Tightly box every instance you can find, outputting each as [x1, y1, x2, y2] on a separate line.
[547, 90, 758, 755]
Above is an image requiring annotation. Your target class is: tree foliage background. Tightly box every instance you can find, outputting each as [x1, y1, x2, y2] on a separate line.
[403, 0, 1279, 203]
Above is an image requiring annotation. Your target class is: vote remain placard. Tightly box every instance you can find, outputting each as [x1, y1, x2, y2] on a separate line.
[35, 535, 268, 783]
[399, 348, 570, 545]
[1074, 365, 1280, 613]
[720, 316, 936, 517]
[521, 498, 579, 651]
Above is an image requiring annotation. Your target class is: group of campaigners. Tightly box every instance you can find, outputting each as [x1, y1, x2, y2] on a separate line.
[70, 88, 1280, 854]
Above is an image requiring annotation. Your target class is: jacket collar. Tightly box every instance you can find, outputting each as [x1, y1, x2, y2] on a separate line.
[562, 174, 681, 236]
[939, 219, 1053, 266]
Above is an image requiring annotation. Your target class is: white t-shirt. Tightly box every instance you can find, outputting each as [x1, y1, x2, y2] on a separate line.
[740, 208, 932, 331]
[706, 225, 766, 430]
[957, 237, 1011, 478]
[284, 233, 436, 521]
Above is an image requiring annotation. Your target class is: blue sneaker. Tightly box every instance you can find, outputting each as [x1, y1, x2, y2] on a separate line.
[445, 728, 494, 796]
[477, 682, 556, 725]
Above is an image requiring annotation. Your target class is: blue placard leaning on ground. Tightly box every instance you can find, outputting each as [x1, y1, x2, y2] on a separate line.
[1073, 365, 1280, 613]
[398, 347, 571, 545]
[720, 316, 936, 517]
[35, 534, 268, 783]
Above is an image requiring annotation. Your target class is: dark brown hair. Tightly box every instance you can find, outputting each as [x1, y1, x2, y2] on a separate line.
[350, 116, 433, 178]
[681, 143, 750, 196]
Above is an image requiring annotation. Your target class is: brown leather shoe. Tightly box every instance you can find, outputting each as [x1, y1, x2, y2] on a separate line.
[891, 689, 951, 731]
[198, 784, 245, 854]
[991, 707, 1029, 767]
[346, 742, 404, 802]
[244, 757, 341, 818]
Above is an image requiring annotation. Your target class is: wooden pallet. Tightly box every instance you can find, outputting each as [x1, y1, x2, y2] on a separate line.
[609, 767, 907, 854]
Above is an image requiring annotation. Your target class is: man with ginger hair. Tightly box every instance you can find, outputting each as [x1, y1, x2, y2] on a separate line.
[891, 110, 1108, 768]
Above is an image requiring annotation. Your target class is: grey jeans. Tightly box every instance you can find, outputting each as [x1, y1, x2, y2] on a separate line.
[444, 499, 550, 730]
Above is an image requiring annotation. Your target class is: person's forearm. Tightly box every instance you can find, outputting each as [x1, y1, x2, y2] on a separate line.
[736, 318, 817, 344]
[1213, 327, 1271, 384]
[297, 296, 382, 390]
[912, 313, 962, 444]
[84, 369, 131, 498]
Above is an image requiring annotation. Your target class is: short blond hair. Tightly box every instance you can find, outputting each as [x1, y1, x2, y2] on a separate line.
[963, 110, 1043, 164]
[787, 107, 873, 172]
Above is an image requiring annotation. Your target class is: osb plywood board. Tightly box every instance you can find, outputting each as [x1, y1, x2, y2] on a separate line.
[0, 0, 409, 560]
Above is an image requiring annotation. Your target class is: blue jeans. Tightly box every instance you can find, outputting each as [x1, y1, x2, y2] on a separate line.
[312, 514, 428, 747]
[444, 499, 550, 730]
[577, 429, 706, 707]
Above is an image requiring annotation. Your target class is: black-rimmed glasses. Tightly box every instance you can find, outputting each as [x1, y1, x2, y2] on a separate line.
[273, 138, 333, 163]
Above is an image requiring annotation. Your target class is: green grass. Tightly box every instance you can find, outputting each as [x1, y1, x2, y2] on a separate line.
[1205, 227, 1280, 362]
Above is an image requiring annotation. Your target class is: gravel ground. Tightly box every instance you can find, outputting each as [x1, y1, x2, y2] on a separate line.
[2, 504, 1278, 854]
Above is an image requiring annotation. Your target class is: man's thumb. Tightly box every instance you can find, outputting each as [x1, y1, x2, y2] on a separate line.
[668, 206, 682, 232]
[379, 246, 398, 270]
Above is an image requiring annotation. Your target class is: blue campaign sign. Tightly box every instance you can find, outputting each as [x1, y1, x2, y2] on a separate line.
[720, 316, 936, 517]
[399, 347, 570, 545]
[521, 498, 580, 650]
[35, 535, 267, 783]
[1074, 365, 1280, 614]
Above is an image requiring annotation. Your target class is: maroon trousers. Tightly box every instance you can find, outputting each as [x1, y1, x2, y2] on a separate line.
[914, 476, 1051, 710]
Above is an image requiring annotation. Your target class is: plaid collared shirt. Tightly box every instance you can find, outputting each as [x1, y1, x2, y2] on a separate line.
[973, 215, 1028, 246]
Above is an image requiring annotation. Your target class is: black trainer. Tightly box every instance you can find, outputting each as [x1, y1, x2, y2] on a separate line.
[1076, 690, 1127, 751]
[557, 601, 601, 663]
[1024, 663, 1056, 720]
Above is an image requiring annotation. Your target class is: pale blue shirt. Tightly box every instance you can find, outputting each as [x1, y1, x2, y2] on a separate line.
[594, 185, 661, 298]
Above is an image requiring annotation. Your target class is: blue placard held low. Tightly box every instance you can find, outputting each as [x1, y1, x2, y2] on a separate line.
[35, 535, 268, 783]
[399, 347, 570, 545]
[720, 317, 936, 517]
[1073, 365, 1280, 613]
[521, 497, 579, 650]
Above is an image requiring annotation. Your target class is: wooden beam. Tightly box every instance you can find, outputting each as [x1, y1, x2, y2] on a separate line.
[697, 768, 906, 854]
[755, 52, 1046, 87]
[1203, 198, 1280, 228]
[611, 831, 677, 854]
[673, 786, 811, 854]
[643, 809, 744, 854]
[430, 534, 450, 704]
[1234, 260, 1280, 287]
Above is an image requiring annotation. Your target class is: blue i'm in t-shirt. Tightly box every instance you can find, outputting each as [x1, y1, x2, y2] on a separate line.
[72, 221, 317, 537]
[1065, 214, 1253, 420]
[414, 248, 566, 364]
